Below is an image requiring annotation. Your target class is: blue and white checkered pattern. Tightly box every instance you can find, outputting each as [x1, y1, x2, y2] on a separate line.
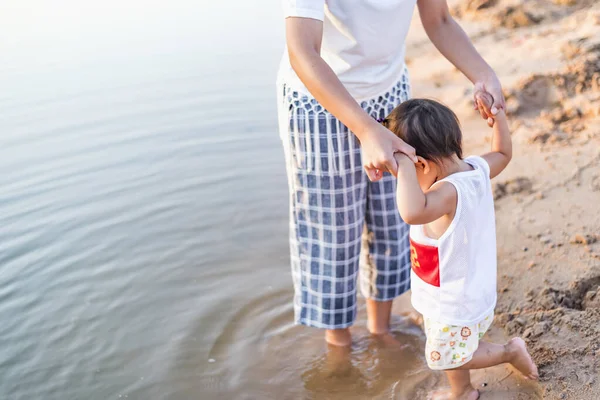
[279, 73, 412, 329]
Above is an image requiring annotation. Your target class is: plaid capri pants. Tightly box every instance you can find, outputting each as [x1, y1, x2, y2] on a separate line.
[278, 72, 412, 329]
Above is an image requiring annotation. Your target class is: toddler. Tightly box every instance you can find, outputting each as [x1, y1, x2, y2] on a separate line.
[383, 96, 538, 400]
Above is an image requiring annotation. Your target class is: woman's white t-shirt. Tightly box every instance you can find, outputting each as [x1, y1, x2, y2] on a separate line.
[409, 156, 497, 326]
[278, 0, 418, 101]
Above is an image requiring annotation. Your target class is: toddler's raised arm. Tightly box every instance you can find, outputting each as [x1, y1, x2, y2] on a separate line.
[478, 92, 512, 178]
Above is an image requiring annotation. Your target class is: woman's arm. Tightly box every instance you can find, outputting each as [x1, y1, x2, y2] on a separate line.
[286, 17, 417, 180]
[417, 0, 505, 125]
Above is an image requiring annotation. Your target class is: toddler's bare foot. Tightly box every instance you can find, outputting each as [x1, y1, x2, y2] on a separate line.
[458, 388, 480, 400]
[506, 337, 539, 380]
[430, 388, 452, 400]
[401, 311, 424, 328]
[430, 387, 479, 400]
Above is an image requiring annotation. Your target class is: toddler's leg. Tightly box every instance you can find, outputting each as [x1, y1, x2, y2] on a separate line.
[424, 317, 537, 399]
[365, 297, 393, 334]
[442, 370, 479, 400]
[455, 338, 538, 380]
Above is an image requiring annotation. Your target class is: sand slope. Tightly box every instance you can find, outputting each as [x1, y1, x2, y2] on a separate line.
[406, 1, 600, 398]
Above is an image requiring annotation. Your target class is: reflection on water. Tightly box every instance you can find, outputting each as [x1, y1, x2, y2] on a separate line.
[298, 320, 435, 400]
[0, 2, 544, 399]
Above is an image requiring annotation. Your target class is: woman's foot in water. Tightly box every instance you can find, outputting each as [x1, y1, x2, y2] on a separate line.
[372, 331, 408, 349]
[301, 343, 366, 393]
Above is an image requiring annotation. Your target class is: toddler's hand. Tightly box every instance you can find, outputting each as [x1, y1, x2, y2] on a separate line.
[475, 90, 495, 127]
[473, 76, 505, 127]
[360, 121, 417, 181]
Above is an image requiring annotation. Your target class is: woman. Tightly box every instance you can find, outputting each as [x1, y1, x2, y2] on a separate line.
[277, 0, 504, 347]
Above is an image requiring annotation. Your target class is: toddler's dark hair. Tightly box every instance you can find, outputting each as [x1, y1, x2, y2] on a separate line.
[382, 99, 463, 162]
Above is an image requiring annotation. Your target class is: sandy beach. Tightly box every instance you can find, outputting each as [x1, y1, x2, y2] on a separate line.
[1, 2, 597, 398]
[404, 1, 600, 398]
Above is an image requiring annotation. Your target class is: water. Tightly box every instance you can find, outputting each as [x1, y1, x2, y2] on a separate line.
[0, 2, 542, 399]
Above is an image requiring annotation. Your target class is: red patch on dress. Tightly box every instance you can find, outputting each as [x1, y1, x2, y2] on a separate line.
[410, 239, 440, 287]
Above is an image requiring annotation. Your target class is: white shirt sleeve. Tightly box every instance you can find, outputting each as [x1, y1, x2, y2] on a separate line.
[472, 155, 491, 179]
[282, 0, 325, 21]
[465, 156, 492, 191]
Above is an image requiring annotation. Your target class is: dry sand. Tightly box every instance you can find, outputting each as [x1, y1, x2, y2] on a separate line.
[405, 1, 600, 398]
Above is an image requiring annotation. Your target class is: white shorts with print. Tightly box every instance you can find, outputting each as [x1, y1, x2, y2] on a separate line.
[424, 313, 494, 370]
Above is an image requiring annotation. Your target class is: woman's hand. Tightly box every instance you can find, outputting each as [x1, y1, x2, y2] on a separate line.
[359, 121, 417, 181]
[474, 74, 505, 127]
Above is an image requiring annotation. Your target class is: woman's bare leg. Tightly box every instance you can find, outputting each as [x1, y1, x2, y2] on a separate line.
[366, 298, 393, 334]
[325, 328, 352, 347]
